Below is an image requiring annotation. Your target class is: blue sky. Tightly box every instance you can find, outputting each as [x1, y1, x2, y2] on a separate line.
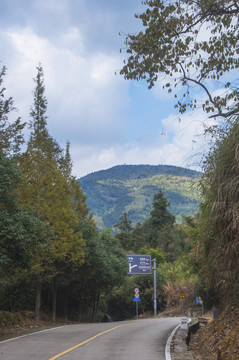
[0, 0, 214, 177]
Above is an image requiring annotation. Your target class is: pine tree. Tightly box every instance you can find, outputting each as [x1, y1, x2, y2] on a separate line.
[0, 66, 25, 155]
[150, 191, 175, 229]
[0, 66, 48, 281]
[148, 191, 176, 253]
[115, 212, 133, 250]
[0, 153, 49, 276]
[19, 65, 85, 320]
[60, 140, 72, 180]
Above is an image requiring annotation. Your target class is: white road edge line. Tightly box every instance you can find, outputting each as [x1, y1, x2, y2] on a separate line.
[0, 325, 68, 344]
[165, 323, 180, 360]
[165, 317, 192, 360]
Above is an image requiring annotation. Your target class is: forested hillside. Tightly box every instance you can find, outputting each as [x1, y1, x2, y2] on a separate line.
[120, 1, 239, 358]
[1, 1, 239, 354]
[79, 165, 202, 230]
[0, 65, 128, 324]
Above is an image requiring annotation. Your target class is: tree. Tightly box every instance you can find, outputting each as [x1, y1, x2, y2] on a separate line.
[120, 0, 239, 119]
[156, 223, 185, 261]
[150, 190, 175, 229]
[0, 66, 25, 156]
[68, 228, 128, 322]
[0, 66, 49, 284]
[60, 140, 73, 181]
[139, 246, 165, 264]
[0, 153, 49, 277]
[199, 115, 239, 307]
[130, 220, 150, 252]
[129, 191, 176, 251]
[114, 212, 133, 250]
[89, 230, 128, 320]
[19, 65, 85, 320]
[52, 144, 97, 321]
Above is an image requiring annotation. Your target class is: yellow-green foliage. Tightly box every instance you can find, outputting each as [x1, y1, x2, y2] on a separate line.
[121, 175, 200, 200]
[82, 166, 202, 230]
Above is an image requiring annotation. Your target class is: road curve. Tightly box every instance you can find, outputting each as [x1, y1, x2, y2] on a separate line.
[0, 317, 179, 360]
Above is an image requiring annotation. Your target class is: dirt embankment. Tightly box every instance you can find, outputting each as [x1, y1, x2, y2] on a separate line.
[156, 306, 239, 359]
[189, 308, 239, 360]
[0, 311, 64, 341]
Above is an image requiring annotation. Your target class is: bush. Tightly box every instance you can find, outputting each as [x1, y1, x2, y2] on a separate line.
[0, 311, 23, 328]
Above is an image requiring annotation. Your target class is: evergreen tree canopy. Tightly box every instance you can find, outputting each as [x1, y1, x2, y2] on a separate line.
[150, 190, 175, 229]
[28, 64, 62, 162]
[19, 65, 85, 321]
[115, 212, 133, 250]
[0, 153, 48, 275]
[0, 66, 25, 155]
[115, 212, 133, 233]
[0, 68, 49, 276]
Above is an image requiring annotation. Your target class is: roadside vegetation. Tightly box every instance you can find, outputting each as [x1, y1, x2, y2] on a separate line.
[0, 1, 239, 357]
[0, 63, 212, 327]
[0, 65, 128, 325]
[120, 0, 239, 358]
[79, 165, 201, 230]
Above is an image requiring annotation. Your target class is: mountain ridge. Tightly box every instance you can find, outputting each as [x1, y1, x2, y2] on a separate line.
[80, 164, 201, 181]
[79, 164, 202, 230]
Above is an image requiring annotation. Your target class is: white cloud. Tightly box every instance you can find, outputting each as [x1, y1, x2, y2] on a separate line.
[59, 27, 85, 53]
[0, 0, 220, 180]
[2, 26, 130, 145]
[72, 108, 215, 178]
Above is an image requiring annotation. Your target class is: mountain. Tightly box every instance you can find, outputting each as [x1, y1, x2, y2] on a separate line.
[79, 164, 202, 230]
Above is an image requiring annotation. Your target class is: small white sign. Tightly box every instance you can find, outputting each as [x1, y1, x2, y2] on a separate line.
[180, 317, 188, 329]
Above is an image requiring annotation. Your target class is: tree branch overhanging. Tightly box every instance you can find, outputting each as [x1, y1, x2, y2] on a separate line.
[120, 0, 239, 119]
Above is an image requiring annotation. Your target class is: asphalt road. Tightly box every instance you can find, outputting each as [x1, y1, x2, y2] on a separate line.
[0, 317, 179, 360]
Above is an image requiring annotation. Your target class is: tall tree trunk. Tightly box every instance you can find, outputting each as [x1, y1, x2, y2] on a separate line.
[78, 296, 82, 322]
[91, 291, 100, 322]
[52, 283, 57, 322]
[95, 291, 100, 319]
[63, 294, 68, 322]
[35, 279, 42, 321]
[91, 294, 96, 322]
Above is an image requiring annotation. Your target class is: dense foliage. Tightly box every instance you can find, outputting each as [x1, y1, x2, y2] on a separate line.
[1, 0, 239, 321]
[119, 0, 239, 316]
[0, 62, 231, 323]
[197, 117, 239, 307]
[0, 64, 200, 319]
[0, 66, 128, 322]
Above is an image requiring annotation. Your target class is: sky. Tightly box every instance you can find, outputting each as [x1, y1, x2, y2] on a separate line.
[0, 0, 215, 178]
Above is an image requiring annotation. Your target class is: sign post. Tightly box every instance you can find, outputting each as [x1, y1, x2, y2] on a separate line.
[179, 292, 186, 315]
[196, 297, 204, 315]
[134, 288, 141, 319]
[127, 255, 156, 317]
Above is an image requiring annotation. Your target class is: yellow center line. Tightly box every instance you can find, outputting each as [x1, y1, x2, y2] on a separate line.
[48, 325, 123, 360]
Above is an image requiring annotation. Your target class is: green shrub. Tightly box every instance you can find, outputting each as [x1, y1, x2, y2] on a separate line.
[0, 311, 23, 328]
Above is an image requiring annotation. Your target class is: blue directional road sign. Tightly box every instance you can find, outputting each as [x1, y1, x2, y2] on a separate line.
[127, 255, 152, 275]
[133, 298, 141, 302]
[196, 297, 203, 305]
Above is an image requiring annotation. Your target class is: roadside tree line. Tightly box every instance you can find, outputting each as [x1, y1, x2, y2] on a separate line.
[119, 0, 239, 312]
[0, 65, 128, 322]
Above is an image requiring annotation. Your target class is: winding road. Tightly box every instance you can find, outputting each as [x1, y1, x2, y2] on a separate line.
[0, 317, 179, 360]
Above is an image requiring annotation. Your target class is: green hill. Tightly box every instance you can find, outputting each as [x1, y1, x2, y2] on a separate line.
[79, 164, 202, 230]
